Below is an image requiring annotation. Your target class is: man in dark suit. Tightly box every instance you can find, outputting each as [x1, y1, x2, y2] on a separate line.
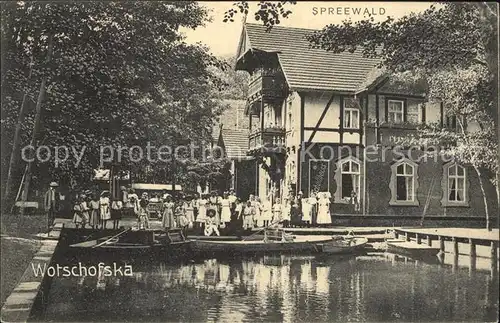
[44, 181, 60, 231]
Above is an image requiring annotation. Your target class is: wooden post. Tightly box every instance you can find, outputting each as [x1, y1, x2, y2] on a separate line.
[491, 241, 498, 279]
[452, 237, 459, 255]
[439, 236, 445, 253]
[427, 235, 432, 247]
[491, 241, 498, 262]
[405, 232, 410, 242]
[416, 233, 421, 244]
[469, 238, 476, 258]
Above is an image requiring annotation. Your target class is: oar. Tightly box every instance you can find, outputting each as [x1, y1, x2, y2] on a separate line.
[92, 228, 131, 248]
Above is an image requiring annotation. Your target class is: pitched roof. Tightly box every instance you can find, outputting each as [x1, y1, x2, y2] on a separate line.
[212, 128, 249, 160]
[241, 23, 380, 92]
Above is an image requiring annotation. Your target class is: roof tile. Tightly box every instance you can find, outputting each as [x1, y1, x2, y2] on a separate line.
[244, 23, 380, 92]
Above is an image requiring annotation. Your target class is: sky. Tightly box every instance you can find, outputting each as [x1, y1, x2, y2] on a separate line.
[182, 1, 436, 58]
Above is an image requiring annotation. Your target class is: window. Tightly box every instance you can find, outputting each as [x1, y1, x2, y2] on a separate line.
[344, 99, 360, 129]
[396, 163, 415, 201]
[389, 159, 419, 206]
[388, 100, 404, 124]
[407, 103, 421, 124]
[441, 163, 468, 206]
[334, 156, 363, 204]
[340, 160, 360, 199]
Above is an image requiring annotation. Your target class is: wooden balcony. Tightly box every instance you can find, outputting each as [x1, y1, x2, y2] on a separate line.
[248, 72, 287, 104]
[248, 127, 286, 155]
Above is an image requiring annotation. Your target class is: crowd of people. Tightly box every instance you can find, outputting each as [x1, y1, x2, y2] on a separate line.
[71, 186, 340, 235]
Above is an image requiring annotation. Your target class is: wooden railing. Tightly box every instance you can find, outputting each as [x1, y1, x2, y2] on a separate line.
[248, 74, 287, 100]
[248, 127, 286, 154]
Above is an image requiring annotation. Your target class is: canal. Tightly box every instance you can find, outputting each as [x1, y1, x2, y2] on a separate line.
[38, 253, 498, 322]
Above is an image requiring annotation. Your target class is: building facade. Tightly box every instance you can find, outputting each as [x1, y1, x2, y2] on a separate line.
[234, 23, 497, 226]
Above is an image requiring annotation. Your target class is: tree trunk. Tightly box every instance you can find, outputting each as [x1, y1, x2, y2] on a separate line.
[474, 166, 491, 231]
[3, 35, 39, 211]
[20, 33, 53, 214]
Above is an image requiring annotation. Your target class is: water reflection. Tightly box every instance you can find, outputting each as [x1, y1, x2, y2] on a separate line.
[41, 253, 499, 322]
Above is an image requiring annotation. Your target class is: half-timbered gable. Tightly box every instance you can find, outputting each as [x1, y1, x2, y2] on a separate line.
[234, 23, 497, 225]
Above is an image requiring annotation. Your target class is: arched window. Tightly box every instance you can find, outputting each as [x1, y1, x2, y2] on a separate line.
[389, 159, 419, 206]
[334, 156, 363, 203]
[441, 163, 468, 206]
[340, 160, 360, 199]
[396, 163, 415, 201]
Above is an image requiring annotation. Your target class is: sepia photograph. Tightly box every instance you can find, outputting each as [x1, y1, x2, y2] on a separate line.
[1, 1, 499, 322]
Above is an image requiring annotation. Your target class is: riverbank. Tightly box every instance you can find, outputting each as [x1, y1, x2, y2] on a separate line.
[0, 236, 41, 307]
[1, 214, 48, 308]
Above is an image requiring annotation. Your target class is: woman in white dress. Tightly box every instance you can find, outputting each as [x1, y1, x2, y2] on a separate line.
[253, 197, 263, 227]
[316, 192, 331, 225]
[99, 191, 111, 229]
[272, 198, 282, 225]
[261, 198, 272, 227]
[196, 194, 208, 234]
[220, 193, 231, 226]
[302, 196, 312, 227]
[281, 197, 291, 228]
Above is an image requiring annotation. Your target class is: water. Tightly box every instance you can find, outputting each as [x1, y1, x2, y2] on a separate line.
[40, 253, 498, 322]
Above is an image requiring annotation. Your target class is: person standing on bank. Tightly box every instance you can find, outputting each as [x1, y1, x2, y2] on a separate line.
[220, 192, 232, 230]
[72, 195, 84, 228]
[162, 195, 175, 229]
[89, 193, 100, 229]
[99, 191, 111, 229]
[196, 194, 208, 234]
[309, 191, 318, 226]
[228, 190, 237, 217]
[242, 200, 254, 231]
[44, 181, 60, 231]
[111, 197, 123, 230]
[316, 192, 332, 226]
[290, 191, 303, 228]
[80, 194, 90, 228]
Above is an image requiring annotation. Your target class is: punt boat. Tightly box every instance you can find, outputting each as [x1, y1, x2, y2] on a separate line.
[62, 228, 192, 262]
[385, 238, 441, 259]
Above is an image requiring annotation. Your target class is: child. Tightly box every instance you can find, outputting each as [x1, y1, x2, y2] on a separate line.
[242, 201, 254, 231]
[261, 198, 272, 227]
[162, 195, 175, 229]
[111, 197, 123, 230]
[89, 193, 100, 229]
[196, 194, 208, 234]
[176, 205, 190, 238]
[80, 194, 90, 228]
[204, 208, 220, 236]
[282, 197, 291, 228]
[137, 195, 150, 229]
[73, 196, 84, 228]
[272, 198, 283, 226]
[99, 191, 111, 229]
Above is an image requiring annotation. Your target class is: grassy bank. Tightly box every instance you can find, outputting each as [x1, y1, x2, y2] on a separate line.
[1, 213, 47, 307]
[1, 236, 41, 307]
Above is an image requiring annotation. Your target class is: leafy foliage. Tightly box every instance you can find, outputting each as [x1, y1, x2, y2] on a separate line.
[1, 1, 228, 199]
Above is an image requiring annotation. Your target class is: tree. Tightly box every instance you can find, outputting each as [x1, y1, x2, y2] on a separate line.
[225, 2, 499, 229]
[1, 1, 229, 211]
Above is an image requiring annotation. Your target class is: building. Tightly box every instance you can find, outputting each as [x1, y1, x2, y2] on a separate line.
[234, 23, 497, 226]
[212, 99, 255, 200]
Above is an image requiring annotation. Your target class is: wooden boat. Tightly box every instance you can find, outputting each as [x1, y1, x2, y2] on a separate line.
[191, 228, 332, 257]
[385, 238, 441, 259]
[64, 228, 192, 261]
[317, 235, 369, 254]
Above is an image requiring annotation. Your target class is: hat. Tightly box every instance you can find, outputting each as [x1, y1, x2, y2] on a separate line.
[49, 182, 59, 187]
[100, 190, 110, 196]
